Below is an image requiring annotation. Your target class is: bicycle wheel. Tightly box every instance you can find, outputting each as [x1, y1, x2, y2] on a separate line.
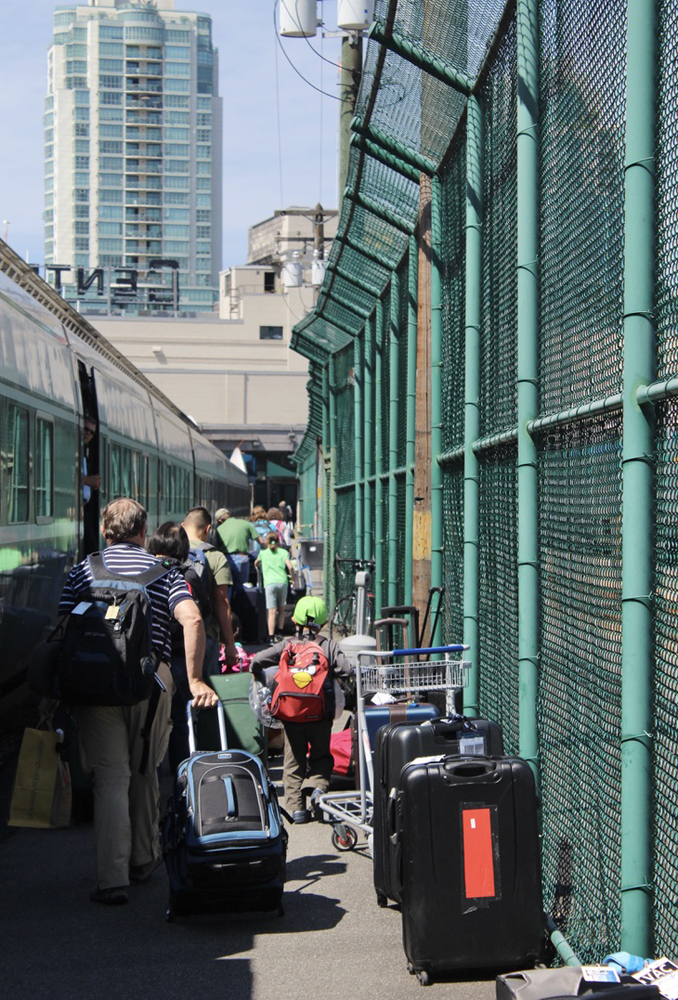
[330, 594, 356, 640]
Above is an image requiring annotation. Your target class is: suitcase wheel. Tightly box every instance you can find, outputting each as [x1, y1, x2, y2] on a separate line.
[376, 891, 388, 908]
[331, 824, 358, 851]
[416, 970, 431, 987]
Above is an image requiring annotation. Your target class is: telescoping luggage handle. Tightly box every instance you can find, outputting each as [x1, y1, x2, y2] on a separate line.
[187, 698, 228, 754]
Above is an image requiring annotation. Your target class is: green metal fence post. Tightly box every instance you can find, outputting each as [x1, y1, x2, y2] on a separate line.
[375, 298, 385, 617]
[364, 314, 375, 561]
[354, 334, 364, 562]
[405, 237, 418, 607]
[620, 0, 657, 958]
[430, 174, 444, 640]
[463, 94, 483, 716]
[516, 0, 540, 781]
[322, 364, 331, 606]
[388, 270, 400, 606]
[328, 355, 338, 614]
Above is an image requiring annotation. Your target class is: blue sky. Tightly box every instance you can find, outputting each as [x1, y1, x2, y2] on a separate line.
[0, 1, 342, 270]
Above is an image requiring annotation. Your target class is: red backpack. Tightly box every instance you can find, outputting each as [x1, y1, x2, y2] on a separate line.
[270, 640, 331, 723]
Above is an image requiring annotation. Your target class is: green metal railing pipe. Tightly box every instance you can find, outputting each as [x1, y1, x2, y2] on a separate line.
[368, 19, 474, 96]
[337, 230, 395, 272]
[620, 0, 657, 957]
[328, 357, 338, 614]
[322, 364, 331, 604]
[351, 118, 438, 177]
[463, 95, 483, 716]
[334, 265, 383, 298]
[364, 314, 375, 562]
[324, 290, 372, 320]
[374, 299, 385, 616]
[350, 133, 423, 185]
[345, 186, 415, 235]
[388, 269, 400, 606]
[404, 236, 418, 607]
[516, 0, 540, 781]
[354, 334, 364, 561]
[314, 312, 360, 340]
[430, 174, 444, 641]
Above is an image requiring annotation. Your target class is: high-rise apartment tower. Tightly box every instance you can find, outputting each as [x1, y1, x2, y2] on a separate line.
[44, 0, 222, 313]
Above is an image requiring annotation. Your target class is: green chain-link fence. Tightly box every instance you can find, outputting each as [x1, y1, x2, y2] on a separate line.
[292, 0, 677, 962]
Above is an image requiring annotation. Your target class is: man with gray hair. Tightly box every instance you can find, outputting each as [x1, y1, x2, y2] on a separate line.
[58, 498, 217, 906]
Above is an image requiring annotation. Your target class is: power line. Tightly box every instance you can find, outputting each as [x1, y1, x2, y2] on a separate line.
[273, 0, 348, 103]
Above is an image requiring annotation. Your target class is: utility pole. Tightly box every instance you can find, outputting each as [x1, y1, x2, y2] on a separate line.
[338, 33, 363, 210]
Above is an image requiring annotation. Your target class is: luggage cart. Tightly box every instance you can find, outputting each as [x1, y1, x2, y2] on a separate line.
[316, 644, 470, 853]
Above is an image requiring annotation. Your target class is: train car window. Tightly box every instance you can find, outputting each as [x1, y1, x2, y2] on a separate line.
[35, 417, 54, 520]
[2, 403, 30, 523]
[121, 448, 132, 497]
[131, 451, 140, 502]
[143, 455, 149, 507]
[111, 443, 121, 496]
[158, 460, 166, 505]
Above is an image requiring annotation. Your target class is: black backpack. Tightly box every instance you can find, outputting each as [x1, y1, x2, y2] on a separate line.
[54, 553, 171, 706]
[168, 554, 214, 652]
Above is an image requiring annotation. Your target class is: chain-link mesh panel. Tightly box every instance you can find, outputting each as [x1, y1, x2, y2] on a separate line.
[657, 0, 678, 381]
[538, 416, 622, 962]
[654, 396, 678, 957]
[480, 13, 518, 438]
[478, 445, 519, 753]
[442, 461, 464, 645]
[539, 0, 626, 414]
[335, 485, 357, 572]
[441, 131, 467, 453]
[334, 344, 356, 489]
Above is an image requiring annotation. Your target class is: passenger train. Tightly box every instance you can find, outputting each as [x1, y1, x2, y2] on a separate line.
[0, 243, 249, 708]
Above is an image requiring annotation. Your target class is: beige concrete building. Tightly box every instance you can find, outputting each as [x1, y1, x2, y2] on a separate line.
[90, 205, 337, 506]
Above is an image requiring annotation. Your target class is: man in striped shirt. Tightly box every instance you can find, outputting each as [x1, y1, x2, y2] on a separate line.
[59, 497, 218, 906]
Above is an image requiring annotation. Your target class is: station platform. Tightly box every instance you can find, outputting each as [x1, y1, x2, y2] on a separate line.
[0, 555, 496, 998]
[0, 748, 496, 999]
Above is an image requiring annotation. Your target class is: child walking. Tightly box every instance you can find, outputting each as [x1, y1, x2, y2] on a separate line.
[255, 531, 294, 643]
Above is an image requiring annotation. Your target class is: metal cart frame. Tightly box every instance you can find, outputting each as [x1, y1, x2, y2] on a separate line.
[316, 644, 470, 852]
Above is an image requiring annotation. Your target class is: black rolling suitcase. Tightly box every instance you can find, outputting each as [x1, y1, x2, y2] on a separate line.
[231, 584, 266, 643]
[399, 756, 545, 985]
[373, 716, 504, 907]
[162, 701, 287, 920]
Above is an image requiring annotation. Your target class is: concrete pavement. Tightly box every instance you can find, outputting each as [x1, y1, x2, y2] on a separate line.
[0, 750, 497, 999]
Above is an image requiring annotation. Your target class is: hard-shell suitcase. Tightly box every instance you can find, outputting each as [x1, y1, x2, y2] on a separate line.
[496, 967, 661, 999]
[399, 755, 545, 984]
[362, 701, 440, 756]
[162, 702, 287, 919]
[372, 716, 504, 906]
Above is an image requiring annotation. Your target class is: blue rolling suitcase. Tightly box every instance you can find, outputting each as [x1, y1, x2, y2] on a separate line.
[372, 716, 504, 906]
[398, 756, 546, 984]
[162, 702, 287, 920]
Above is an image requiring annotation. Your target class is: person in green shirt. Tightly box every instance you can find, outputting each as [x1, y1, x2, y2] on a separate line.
[255, 532, 294, 642]
[215, 512, 259, 590]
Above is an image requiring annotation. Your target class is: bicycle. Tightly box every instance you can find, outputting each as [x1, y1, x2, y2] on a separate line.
[329, 555, 376, 640]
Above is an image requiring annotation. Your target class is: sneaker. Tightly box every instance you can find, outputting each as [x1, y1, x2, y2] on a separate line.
[90, 885, 129, 906]
[129, 858, 162, 884]
[292, 809, 311, 824]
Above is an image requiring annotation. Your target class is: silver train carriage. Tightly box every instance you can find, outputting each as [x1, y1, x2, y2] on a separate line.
[0, 266, 249, 708]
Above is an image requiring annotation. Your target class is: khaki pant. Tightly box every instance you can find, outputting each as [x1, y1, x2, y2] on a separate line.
[282, 718, 333, 813]
[77, 661, 174, 890]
